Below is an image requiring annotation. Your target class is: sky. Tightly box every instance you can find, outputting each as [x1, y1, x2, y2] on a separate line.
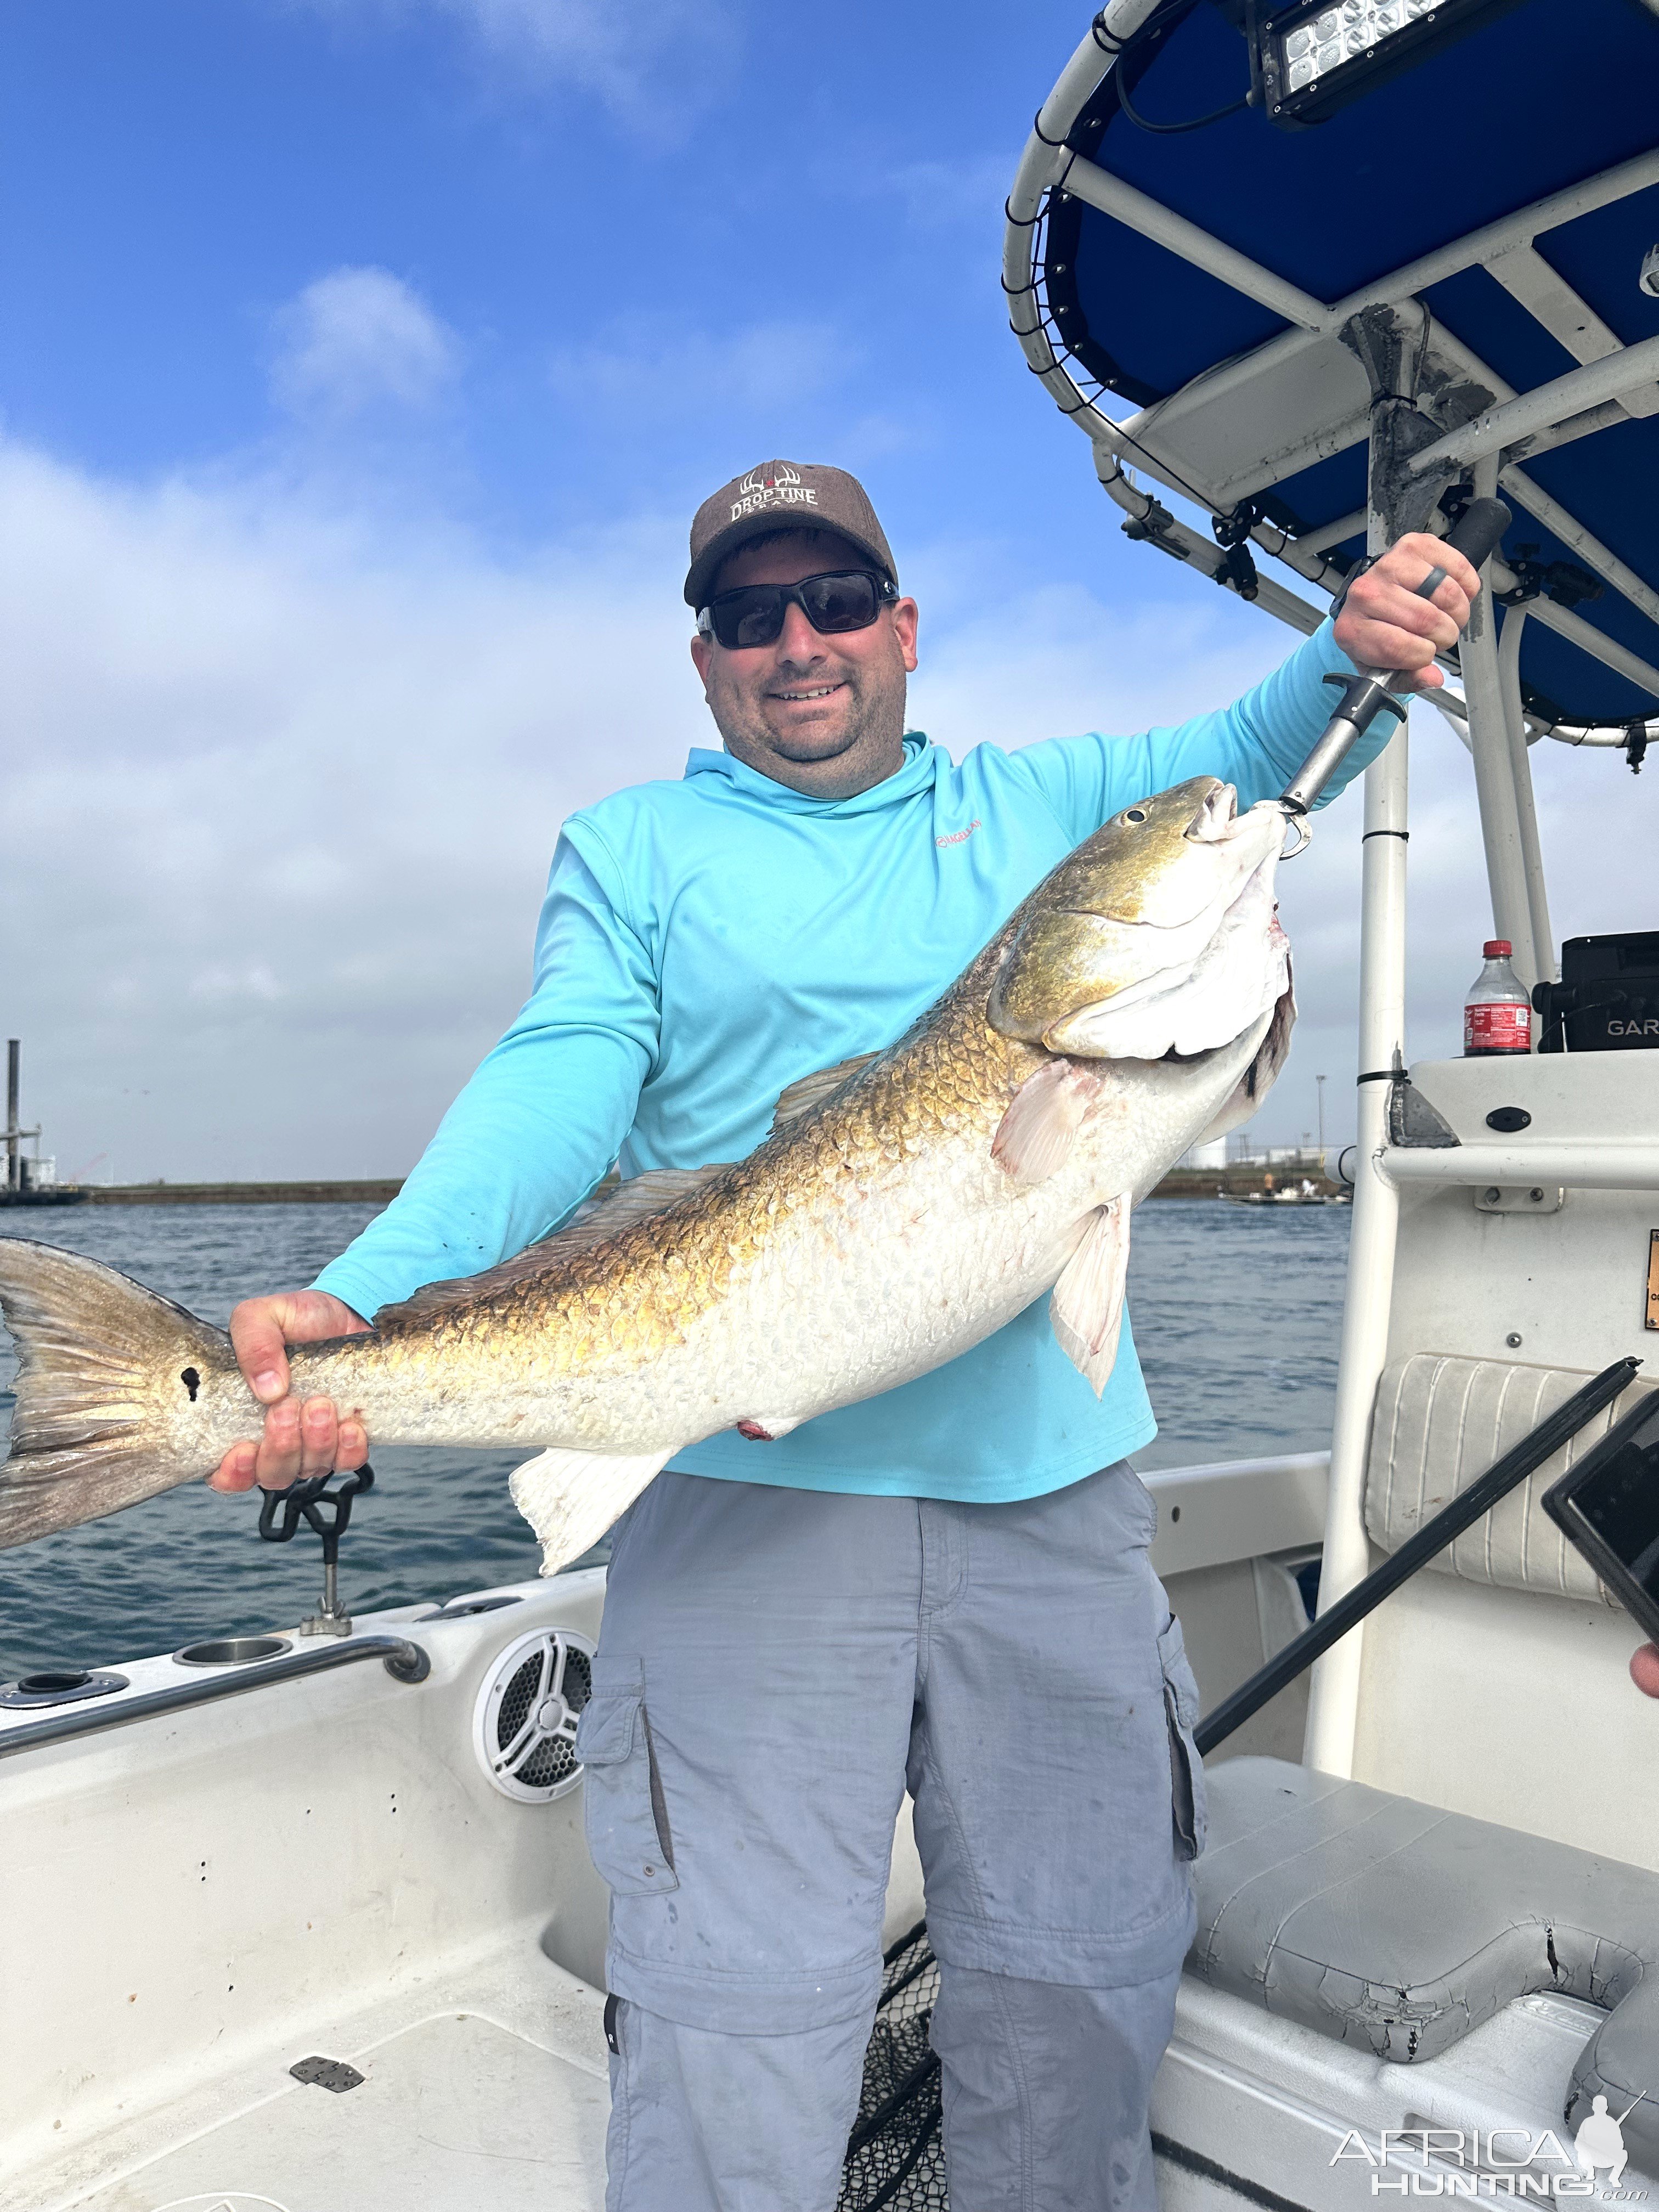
[0, 0, 1649, 1186]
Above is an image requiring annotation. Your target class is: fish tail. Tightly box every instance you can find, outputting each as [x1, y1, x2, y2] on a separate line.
[0, 1238, 232, 1549]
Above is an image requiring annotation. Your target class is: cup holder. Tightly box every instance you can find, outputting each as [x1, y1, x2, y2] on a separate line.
[173, 1636, 293, 1668]
[0, 1668, 131, 1709]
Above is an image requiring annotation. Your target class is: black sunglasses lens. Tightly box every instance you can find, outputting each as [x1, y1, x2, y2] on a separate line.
[723, 589, 786, 650]
[798, 572, 881, 632]
[708, 572, 886, 650]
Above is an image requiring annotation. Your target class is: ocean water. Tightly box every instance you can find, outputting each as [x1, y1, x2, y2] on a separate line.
[0, 1199, 1348, 1678]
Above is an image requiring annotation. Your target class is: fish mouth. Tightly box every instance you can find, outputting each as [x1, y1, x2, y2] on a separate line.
[1184, 780, 1242, 844]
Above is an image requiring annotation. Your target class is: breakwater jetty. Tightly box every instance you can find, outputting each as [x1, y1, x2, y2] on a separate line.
[87, 1180, 404, 1206]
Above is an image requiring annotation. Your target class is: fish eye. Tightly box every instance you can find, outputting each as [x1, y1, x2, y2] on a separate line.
[1119, 808, 1147, 826]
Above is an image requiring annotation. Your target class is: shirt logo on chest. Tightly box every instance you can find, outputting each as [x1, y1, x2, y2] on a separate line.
[936, 819, 983, 849]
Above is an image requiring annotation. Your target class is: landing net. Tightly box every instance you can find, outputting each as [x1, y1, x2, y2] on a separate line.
[837, 1921, 947, 2211]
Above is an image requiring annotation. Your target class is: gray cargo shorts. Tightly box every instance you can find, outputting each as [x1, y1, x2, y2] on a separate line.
[576, 1460, 1204, 2211]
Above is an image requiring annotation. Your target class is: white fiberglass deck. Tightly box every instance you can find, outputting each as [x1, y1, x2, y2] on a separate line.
[0, 1459, 1313, 2212]
[70, 1980, 610, 2212]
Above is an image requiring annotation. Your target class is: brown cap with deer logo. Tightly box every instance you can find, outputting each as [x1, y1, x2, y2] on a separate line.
[685, 459, 898, 611]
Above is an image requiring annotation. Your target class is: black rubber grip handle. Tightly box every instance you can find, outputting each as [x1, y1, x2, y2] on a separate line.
[1419, 496, 1511, 596]
[1277, 497, 1513, 817]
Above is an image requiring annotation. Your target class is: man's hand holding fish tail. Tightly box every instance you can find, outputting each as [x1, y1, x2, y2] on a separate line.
[212, 1290, 371, 1493]
[0, 460, 1475, 2211]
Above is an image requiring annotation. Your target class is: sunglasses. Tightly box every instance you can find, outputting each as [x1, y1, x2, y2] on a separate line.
[697, 568, 899, 652]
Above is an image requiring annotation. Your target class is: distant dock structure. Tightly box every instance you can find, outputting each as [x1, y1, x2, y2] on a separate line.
[3, 1040, 88, 1207]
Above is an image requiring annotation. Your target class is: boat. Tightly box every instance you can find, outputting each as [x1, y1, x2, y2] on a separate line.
[1, 1040, 88, 1209]
[1000, 2, 1659, 2204]
[3, 4, 1658, 2206]
[1224, 1178, 1335, 1206]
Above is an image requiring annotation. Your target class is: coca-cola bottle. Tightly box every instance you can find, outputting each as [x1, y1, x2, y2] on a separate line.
[1464, 940, 1532, 1056]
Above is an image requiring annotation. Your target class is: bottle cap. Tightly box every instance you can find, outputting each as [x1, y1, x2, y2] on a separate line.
[1482, 940, 1512, 957]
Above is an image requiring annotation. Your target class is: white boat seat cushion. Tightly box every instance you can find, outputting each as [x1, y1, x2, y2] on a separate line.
[1190, 1758, 1659, 2169]
[1365, 1355, 1657, 1604]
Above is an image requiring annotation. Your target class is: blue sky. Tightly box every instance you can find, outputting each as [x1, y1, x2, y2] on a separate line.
[0, 0, 1108, 563]
[0, 0, 1637, 1184]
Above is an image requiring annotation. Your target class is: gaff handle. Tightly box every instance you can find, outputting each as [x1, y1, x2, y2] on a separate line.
[1415, 495, 1511, 600]
[1278, 498, 1512, 819]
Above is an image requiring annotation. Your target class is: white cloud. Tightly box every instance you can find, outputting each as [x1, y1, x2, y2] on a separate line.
[0, 439, 703, 1184]
[549, 316, 860, 425]
[290, 0, 735, 127]
[188, 963, 288, 1005]
[271, 267, 461, 419]
[886, 155, 1012, 234]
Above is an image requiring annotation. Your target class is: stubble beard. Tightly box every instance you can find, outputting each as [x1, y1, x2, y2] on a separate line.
[725, 663, 907, 774]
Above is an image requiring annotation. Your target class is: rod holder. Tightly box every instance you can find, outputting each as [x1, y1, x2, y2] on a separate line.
[257, 1465, 376, 1638]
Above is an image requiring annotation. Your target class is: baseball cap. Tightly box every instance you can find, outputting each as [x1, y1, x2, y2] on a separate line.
[685, 459, 898, 612]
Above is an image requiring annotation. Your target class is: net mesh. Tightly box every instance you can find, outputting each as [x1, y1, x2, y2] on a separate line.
[837, 1922, 947, 2211]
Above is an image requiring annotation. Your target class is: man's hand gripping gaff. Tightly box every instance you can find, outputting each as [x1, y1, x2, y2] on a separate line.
[1277, 497, 1513, 849]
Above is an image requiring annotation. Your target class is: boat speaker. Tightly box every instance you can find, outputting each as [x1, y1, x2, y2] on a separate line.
[471, 1627, 595, 1803]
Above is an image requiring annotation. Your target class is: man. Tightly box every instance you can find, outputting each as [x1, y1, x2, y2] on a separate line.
[211, 462, 1479, 2210]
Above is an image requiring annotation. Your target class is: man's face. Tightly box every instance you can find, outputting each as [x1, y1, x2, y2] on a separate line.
[689, 529, 919, 799]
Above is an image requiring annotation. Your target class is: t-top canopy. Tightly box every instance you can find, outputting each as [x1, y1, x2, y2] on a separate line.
[1005, 0, 1659, 732]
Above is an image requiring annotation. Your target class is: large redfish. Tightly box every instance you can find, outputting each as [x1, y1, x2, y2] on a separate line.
[0, 777, 1291, 1571]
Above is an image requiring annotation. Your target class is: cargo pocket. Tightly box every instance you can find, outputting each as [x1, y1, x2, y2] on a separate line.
[1157, 1615, 1207, 1861]
[575, 1658, 679, 1898]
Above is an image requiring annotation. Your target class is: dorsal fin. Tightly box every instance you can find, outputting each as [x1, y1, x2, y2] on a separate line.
[373, 1165, 730, 1323]
[770, 1052, 879, 1134]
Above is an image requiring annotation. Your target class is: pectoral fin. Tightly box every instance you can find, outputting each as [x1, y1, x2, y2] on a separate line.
[509, 1444, 678, 1575]
[1049, 1203, 1129, 1397]
[991, 1058, 1101, 1186]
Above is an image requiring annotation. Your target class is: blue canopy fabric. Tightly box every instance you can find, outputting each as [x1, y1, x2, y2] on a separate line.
[1040, 0, 1659, 723]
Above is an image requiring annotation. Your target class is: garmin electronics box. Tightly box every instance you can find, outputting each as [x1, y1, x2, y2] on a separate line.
[1535, 932, 1659, 1052]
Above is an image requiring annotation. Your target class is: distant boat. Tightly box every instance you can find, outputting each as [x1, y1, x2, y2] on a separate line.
[2, 1040, 88, 1207]
[1224, 1179, 1334, 1207]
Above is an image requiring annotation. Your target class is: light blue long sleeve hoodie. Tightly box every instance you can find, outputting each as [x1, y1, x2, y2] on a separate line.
[316, 619, 1393, 1502]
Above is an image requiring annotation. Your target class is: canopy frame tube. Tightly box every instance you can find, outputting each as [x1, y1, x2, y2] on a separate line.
[1302, 399, 1416, 1781]
[1003, 59, 1659, 726]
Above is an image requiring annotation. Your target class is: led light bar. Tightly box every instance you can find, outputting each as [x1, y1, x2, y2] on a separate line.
[1252, 0, 1527, 129]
